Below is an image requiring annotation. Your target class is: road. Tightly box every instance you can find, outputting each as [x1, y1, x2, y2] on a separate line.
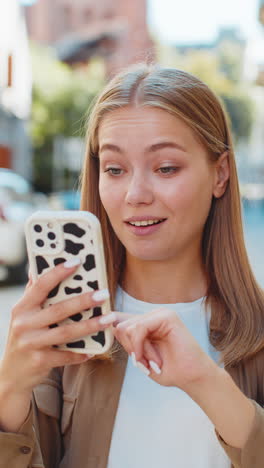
[0, 284, 25, 356]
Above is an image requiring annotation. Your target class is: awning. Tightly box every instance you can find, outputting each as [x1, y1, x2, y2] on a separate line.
[55, 21, 126, 64]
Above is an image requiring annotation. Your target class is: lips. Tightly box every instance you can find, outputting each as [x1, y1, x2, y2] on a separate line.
[124, 218, 167, 236]
[127, 219, 165, 227]
[124, 216, 167, 223]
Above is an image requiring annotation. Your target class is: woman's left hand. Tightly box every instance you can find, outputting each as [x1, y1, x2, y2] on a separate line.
[111, 309, 218, 392]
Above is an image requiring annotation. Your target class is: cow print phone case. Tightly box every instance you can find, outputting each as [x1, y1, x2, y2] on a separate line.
[25, 210, 114, 355]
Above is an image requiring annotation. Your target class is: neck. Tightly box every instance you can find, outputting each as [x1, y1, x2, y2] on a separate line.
[122, 252, 208, 304]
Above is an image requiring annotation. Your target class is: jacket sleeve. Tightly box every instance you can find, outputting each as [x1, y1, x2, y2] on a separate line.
[215, 399, 264, 468]
[0, 368, 63, 468]
[0, 406, 35, 468]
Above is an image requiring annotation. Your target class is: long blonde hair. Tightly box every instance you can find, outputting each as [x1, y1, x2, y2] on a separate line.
[80, 63, 264, 367]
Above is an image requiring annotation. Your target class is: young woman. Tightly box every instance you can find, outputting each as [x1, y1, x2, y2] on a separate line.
[0, 64, 263, 468]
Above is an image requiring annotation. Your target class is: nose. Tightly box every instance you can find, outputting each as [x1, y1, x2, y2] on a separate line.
[125, 173, 154, 206]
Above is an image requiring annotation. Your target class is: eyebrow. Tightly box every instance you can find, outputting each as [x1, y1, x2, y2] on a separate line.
[99, 141, 187, 154]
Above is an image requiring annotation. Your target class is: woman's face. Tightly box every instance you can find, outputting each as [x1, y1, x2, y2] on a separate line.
[98, 106, 220, 263]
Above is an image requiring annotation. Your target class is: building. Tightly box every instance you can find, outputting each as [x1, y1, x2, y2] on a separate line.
[25, 0, 155, 77]
[175, 28, 245, 55]
[0, 0, 32, 178]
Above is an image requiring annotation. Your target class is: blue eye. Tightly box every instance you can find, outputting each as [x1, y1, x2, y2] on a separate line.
[158, 167, 178, 174]
[105, 168, 123, 176]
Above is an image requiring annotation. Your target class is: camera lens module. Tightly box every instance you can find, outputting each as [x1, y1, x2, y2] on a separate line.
[34, 224, 42, 233]
[36, 239, 44, 247]
[48, 232, 56, 240]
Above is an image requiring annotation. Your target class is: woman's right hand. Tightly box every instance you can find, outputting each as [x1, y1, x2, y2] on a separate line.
[0, 260, 114, 398]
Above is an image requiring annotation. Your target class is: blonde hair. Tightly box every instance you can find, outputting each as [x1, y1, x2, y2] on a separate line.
[81, 63, 264, 367]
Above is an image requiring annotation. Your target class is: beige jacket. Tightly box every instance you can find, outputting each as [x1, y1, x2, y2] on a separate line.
[0, 347, 264, 468]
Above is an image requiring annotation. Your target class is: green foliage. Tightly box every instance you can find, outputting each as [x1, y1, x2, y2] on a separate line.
[173, 50, 233, 94]
[157, 45, 255, 144]
[218, 44, 242, 84]
[31, 41, 255, 191]
[30, 43, 105, 192]
[220, 92, 254, 142]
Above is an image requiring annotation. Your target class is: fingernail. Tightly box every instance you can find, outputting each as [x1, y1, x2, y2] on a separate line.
[92, 289, 110, 302]
[63, 258, 81, 268]
[149, 360, 161, 375]
[99, 312, 116, 325]
[86, 354, 95, 359]
[136, 361, 150, 376]
[131, 352, 137, 366]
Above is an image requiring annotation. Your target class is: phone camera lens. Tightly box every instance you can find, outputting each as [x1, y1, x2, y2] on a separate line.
[48, 232, 56, 240]
[36, 239, 44, 247]
[34, 224, 42, 233]
[50, 243, 56, 249]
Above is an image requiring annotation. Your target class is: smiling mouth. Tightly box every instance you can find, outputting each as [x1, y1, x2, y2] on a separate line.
[126, 219, 167, 227]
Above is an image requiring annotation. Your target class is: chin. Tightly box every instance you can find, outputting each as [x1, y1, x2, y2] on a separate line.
[126, 245, 173, 262]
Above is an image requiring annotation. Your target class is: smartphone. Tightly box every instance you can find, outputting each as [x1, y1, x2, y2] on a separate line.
[24, 210, 114, 355]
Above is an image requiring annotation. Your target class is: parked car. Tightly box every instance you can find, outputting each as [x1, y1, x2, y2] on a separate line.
[0, 169, 49, 284]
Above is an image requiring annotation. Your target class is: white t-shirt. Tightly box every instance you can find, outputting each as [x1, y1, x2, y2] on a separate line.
[107, 287, 230, 468]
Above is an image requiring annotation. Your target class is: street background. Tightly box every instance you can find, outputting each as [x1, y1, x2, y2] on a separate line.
[1, 0, 264, 355]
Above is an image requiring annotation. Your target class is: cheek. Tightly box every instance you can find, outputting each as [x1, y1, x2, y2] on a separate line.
[99, 178, 121, 221]
[185, 177, 214, 227]
[99, 178, 107, 207]
[99, 178, 111, 215]
[167, 171, 213, 221]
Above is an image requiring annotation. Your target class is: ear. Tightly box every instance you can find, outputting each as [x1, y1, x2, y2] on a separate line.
[213, 151, 230, 198]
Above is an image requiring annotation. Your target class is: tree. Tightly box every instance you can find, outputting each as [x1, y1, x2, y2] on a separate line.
[156, 45, 255, 143]
[30, 43, 105, 192]
[220, 92, 254, 142]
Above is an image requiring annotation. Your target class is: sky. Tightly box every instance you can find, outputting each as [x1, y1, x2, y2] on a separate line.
[19, 0, 263, 45]
[148, 0, 263, 45]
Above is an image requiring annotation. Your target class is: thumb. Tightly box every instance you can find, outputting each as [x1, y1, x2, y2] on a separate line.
[25, 270, 33, 290]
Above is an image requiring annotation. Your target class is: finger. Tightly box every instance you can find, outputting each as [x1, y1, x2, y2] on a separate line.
[27, 291, 110, 329]
[25, 278, 33, 290]
[130, 351, 149, 370]
[131, 308, 176, 346]
[25, 268, 33, 290]
[18, 259, 82, 310]
[112, 314, 141, 330]
[113, 317, 138, 354]
[26, 349, 93, 375]
[125, 322, 146, 359]
[129, 337, 162, 376]
[45, 349, 94, 368]
[28, 268, 32, 282]
[143, 340, 163, 372]
[105, 311, 134, 326]
[120, 313, 167, 363]
[112, 327, 132, 354]
[29, 315, 114, 348]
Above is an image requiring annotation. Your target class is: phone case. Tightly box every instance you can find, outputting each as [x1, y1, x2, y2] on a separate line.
[24, 210, 114, 355]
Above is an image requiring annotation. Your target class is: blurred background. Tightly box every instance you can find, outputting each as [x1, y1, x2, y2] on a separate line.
[0, 0, 264, 347]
